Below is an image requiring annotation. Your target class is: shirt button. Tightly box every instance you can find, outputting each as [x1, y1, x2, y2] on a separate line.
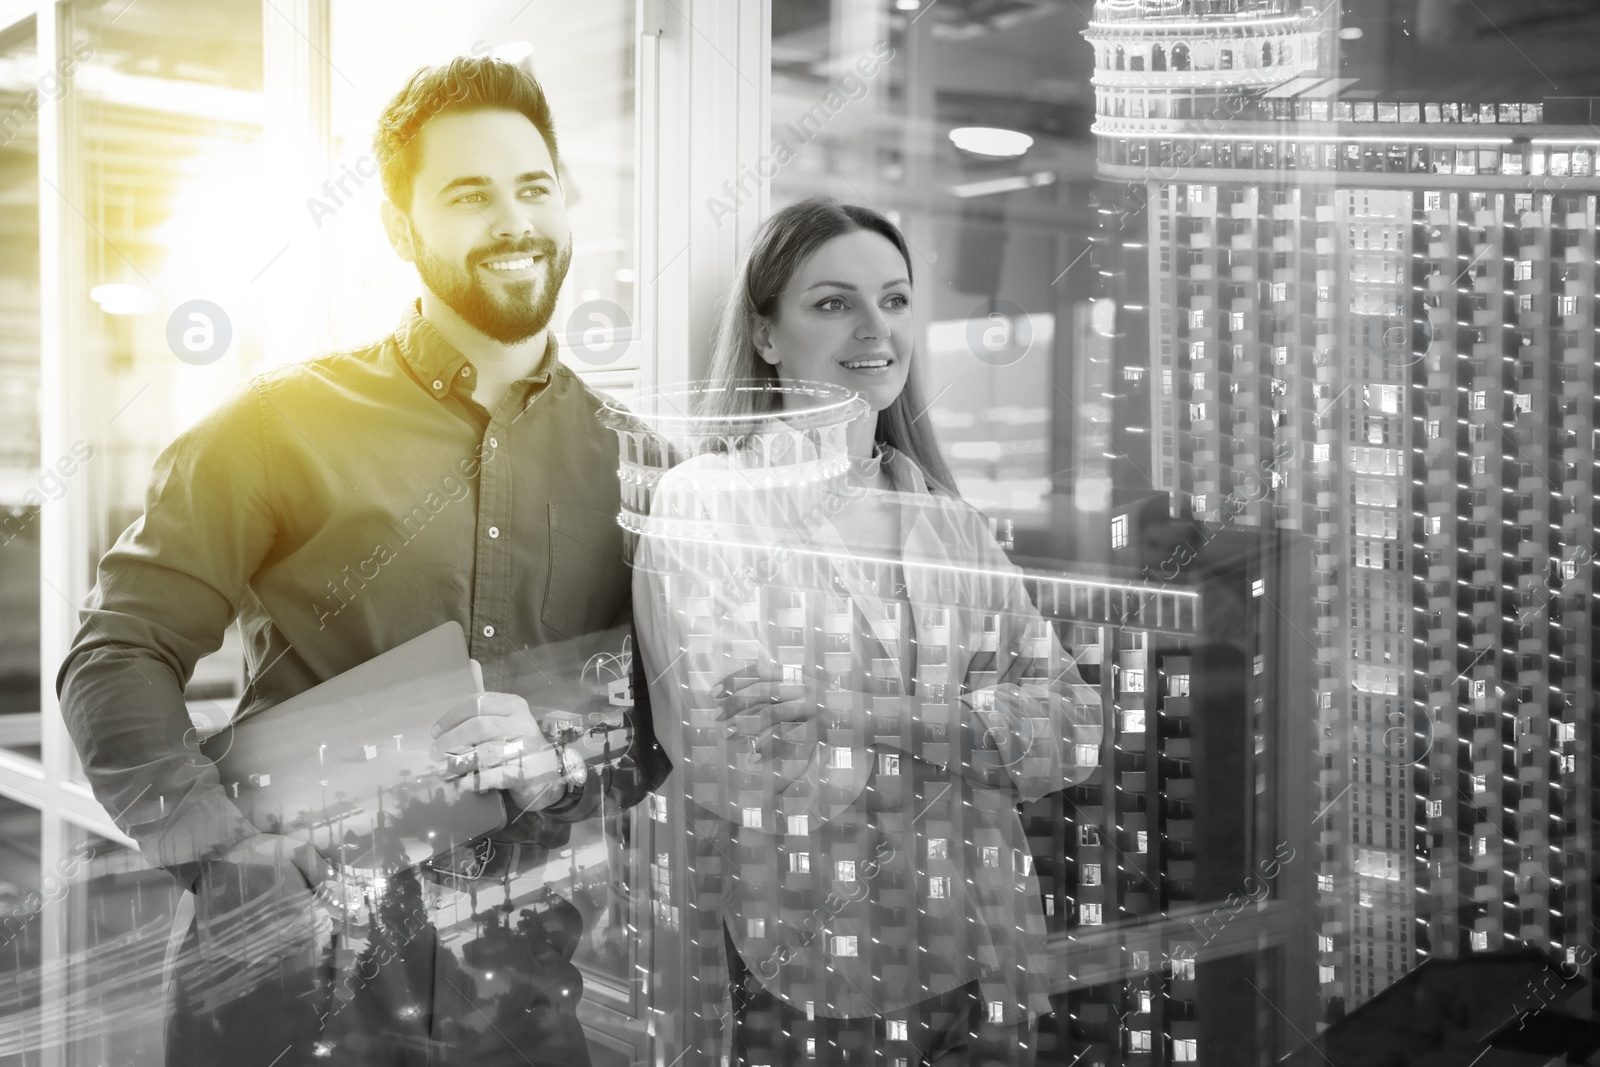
[488, 526, 500, 539]
[432, 379, 444, 391]
[460, 366, 471, 377]
[482, 625, 495, 638]
[488, 436, 498, 449]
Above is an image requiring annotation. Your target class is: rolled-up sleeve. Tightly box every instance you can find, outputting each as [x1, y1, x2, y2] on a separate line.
[56, 381, 279, 880]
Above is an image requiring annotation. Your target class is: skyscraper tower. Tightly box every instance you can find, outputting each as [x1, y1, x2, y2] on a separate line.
[1086, 0, 1597, 1040]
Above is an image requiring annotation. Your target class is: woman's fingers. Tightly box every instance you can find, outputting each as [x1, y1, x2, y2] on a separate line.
[722, 699, 816, 739]
[715, 682, 783, 720]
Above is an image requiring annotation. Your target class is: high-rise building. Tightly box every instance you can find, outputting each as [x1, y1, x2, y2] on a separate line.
[1086, 0, 1598, 1036]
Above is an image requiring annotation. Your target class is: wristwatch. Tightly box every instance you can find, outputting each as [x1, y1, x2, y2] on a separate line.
[556, 741, 590, 799]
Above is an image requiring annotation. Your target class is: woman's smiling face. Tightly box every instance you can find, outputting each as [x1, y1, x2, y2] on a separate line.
[756, 229, 914, 414]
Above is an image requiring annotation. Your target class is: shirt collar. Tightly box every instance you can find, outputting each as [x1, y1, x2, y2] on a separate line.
[395, 302, 559, 401]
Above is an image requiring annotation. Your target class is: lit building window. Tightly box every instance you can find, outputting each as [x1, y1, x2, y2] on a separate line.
[1079, 825, 1100, 846]
[1111, 514, 1129, 549]
[1171, 956, 1195, 980]
[1122, 709, 1146, 733]
[742, 807, 763, 829]
[1080, 903, 1103, 925]
[1082, 863, 1102, 886]
[1129, 1031, 1153, 1053]
[1169, 674, 1190, 696]
[1122, 668, 1146, 692]
[1472, 931, 1488, 951]
[829, 935, 858, 957]
[748, 918, 765, 938]
[1471, 774, 1487, 793]
[790, 852, 811, 874]
[1136, 830, 1149, 853]
[929, 876, 950, 898]
[928, 837, 947, 859]
[1174, 1039, 1198, 1062]
[787, 815, 809, 836]
[887, 1021, 908, 1042]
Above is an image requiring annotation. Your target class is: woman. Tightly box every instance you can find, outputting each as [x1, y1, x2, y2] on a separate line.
[632, 198, 1103, 1066]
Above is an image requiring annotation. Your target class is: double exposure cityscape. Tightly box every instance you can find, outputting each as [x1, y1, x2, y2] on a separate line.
[0, 0, 1595, 1064]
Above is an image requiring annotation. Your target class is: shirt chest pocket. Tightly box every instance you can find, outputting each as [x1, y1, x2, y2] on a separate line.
[542, 502, 630, 638]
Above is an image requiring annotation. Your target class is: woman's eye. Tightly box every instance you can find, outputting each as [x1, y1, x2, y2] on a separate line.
[817, 296, 847, 311]
[884, 293, 910, 310]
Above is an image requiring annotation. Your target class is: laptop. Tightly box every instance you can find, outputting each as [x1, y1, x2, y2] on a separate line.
[197, 621, 510, 870]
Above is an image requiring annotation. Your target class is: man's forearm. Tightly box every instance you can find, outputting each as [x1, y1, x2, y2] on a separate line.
[59, 641, 257, 880]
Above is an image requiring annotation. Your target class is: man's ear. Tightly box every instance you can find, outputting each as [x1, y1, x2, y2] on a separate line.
[753, 316, 779, 367]
[381, 199, 417, 265]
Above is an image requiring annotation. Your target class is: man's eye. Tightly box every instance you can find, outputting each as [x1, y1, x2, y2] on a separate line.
[452, 192, 486, 205]
[521, 186, 551, 199]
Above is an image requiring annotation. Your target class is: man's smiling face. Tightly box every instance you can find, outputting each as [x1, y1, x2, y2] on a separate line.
[393, 108, 572, 344]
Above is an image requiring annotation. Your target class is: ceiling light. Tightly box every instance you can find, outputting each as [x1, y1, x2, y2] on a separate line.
[90, 284, 157, 316]
[948, 126, 1034, 158]
[895, 0, 920, 9]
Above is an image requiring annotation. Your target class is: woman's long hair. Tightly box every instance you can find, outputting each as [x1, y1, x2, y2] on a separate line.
[700, 197, 959, 496]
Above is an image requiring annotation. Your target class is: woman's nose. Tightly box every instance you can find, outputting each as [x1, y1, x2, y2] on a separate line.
[856, 304, 888, 339]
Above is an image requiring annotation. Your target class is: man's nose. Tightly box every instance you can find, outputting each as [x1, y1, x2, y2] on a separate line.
[488, 195, 537, 241]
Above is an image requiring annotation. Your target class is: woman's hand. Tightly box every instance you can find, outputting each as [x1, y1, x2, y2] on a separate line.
[714, 661, 827, 761]
[431, 693, 568, 813]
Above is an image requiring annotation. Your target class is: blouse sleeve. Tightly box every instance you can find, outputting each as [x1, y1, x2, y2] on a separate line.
[630, 467, 870, 836]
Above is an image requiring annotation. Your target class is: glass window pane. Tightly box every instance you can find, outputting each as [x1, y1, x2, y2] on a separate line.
[0, 795, 41, 1056]
[69, 0, 265, 782]
[62, 829, 181, 1066]
[744, 1, 1600, 1064]
[0, 19, 42, 761]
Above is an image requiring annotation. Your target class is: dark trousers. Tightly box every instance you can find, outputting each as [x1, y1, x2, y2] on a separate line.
[165, 868, 593, 1067]
[725, 927, 1038, 1067]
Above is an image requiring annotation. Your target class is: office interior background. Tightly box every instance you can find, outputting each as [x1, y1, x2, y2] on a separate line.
[0, 0, 1598, 1062]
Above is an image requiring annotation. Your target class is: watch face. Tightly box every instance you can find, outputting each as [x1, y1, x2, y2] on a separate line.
[563, 747, 590, 785]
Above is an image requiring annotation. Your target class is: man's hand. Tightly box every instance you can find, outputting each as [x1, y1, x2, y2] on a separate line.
[431, 692, 567, 814]
[195, 832, 331, 969]
[714, 661, 827, 761]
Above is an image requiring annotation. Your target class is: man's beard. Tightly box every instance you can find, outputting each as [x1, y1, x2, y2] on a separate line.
[411, 227, 572, 345]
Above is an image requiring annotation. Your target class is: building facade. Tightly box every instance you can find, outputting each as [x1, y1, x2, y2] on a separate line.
[1086, 0, 1598, 1035]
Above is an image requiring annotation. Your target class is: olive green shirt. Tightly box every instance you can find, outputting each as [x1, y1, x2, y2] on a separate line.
[58, 304, 659, 880]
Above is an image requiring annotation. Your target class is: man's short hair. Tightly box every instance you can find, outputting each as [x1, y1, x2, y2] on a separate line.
[373, 54, 560, 211]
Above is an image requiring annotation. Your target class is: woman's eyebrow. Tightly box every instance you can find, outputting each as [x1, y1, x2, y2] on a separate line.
[803, 278, 910, 291]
